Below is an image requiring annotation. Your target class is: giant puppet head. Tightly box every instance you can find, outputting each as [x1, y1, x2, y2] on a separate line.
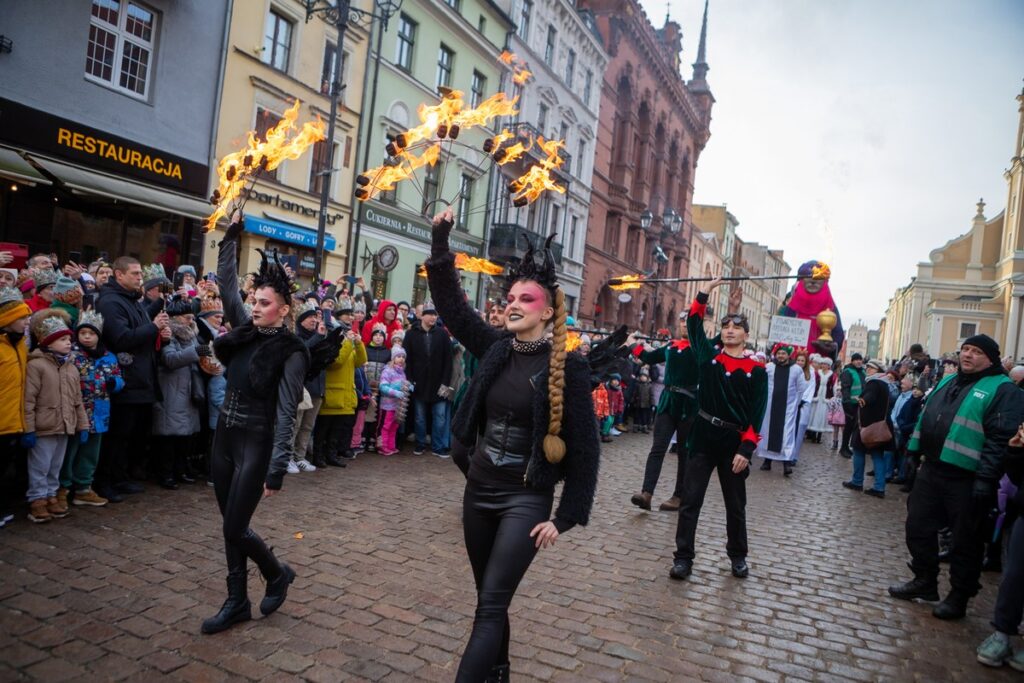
[778, 260, 844, 358]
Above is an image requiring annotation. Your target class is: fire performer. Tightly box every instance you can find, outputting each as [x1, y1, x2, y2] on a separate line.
[628, 312, 699, 512]
[671, 277, 768, 581]
[200, 213, 311, 634]
[425, 208, 599, 682]
[777, 260, 844, 358]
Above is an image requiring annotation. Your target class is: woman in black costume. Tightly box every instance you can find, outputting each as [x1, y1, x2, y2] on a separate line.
[425, 209, 601, 682]
[200, 214, 309, 634]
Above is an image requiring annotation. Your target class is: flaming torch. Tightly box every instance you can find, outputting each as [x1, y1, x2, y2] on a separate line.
[206, 100, 325, 231]
[498, 50, 534, 86]
[418, 253, 505, 278]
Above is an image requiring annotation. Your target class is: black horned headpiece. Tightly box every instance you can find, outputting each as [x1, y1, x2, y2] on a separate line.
[251, 249, 295, 303]
[504, 232, 559, 294]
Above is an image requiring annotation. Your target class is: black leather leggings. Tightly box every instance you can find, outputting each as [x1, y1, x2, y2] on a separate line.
[211, 424, 280, 577]
[456, 481, 553, 682]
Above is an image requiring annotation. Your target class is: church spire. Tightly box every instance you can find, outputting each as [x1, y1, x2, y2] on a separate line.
[692, 0, 710, 82]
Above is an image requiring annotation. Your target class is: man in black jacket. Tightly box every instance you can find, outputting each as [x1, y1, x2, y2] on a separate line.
[889, 335, 1024, 620]
[404, 301, 453, 458]
[95, 256, 169, 499]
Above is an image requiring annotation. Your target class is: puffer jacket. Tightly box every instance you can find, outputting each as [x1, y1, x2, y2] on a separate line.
[71, 345, 124, 433]
[24, 348, 89, 436]
[320, 337, 367, 416]
[0, 331, 29, 435]
[152, 321, 201, 436]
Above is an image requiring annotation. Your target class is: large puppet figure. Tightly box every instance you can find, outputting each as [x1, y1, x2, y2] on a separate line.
[777, 260, 844, 358]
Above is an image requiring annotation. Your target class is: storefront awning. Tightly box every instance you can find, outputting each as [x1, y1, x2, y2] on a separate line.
[244, 214, 337, 251]
[26, 154, 211, 219]
[0, 147, 51, 185]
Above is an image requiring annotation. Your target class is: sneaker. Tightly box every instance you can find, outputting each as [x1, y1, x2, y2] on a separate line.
[977, 632, 1012, 667]
[610, 428, 622, 436]
[432, 451, 451, 459]
[413, 448, 426, 456]
[71, 489, 108, 507]
[286, 461, 300, 474]
[47, 496, 69, 518]
[1010, 647, 1024, 672]
[864, 489, 885, 499]
[1, 513, 13, 524]
[27, 499, 51, 523]
[296, 459, 317, 472]
[842, 481, 863, 491]
[340, 450, 357, 460]
[56, 488, 69, 508]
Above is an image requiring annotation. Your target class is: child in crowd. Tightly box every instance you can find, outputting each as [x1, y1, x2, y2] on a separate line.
[59, 310, 123, 508]
[378, 347, 411, 456]
[362, 324, 391, 453]
[23, 310, 89, 523]
[593, 379, 613, 443]
[633, 368, 653, 433]
[0, 287, 32, 529]
[607, 374, 625, 435]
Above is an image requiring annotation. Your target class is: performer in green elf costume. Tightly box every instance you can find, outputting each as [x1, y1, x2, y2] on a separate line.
[671, 277, 768, 581]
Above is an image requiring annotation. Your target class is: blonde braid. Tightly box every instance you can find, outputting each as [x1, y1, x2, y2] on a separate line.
[543, 288, 568, 464]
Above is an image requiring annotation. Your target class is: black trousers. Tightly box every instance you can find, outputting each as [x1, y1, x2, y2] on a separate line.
[994, 517, 1024, 634]
[840, 403, 859, 451]
[211, 425, 281, 578]
[674, 450, 749, 561]
[457, 481, 553, 682]
[155, 434, 193, 481]
[98, 403, 153, 485]
[314, 413, 356, 460]
[0, 434, 27, 515]
[905, 463, 986, 596]
[641, 412, 694, 497]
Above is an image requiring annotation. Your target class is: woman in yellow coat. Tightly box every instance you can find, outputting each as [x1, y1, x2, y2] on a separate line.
[315, 329, 366, 466]
[1, 287, 32, 528]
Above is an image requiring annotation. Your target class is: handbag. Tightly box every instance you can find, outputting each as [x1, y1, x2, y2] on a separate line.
[859, 388, 892, 449]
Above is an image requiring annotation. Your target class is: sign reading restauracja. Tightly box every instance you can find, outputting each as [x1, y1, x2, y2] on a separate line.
[361, 203, 482, 257]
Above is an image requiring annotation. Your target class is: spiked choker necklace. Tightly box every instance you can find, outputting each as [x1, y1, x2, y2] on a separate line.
[512, 338, 549, 354]
[257, 325, 284, 336]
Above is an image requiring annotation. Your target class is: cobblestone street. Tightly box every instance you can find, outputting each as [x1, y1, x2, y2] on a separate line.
[0, 433, 1016, 682]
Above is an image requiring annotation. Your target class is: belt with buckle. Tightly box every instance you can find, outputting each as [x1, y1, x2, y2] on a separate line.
[698, 409, 741, 431]
[668, 385, 697, 398]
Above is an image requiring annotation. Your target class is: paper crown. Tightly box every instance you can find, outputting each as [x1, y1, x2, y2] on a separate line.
[353, 300, 366, 314]
[76, 309, 104, 333]
[199, 296, 223, 314]
[32, 311, 72, 345]
[336, 295, 354, 313]
[371, 321, 387, 334]
[296, 300, 319, 322]
[0, 286, 24, 308]
[32, 268, 58, 289]
[142, 263, 169, 286]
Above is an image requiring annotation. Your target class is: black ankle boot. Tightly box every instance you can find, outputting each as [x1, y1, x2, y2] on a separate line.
[260, 562, 296, 616]
[485, 663, 510, 683]
[201, 571, 251, 634]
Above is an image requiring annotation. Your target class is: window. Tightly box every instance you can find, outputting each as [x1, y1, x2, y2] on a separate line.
[395, 14, 416, 71]
[565, 49, 576, 87]
[626, 228, 640, 263]
[544, 26, 556, 65]
[422, 164, 440, 215]
[518, 0, 532, 40]
[470, 70, 487, 108]
[255, 108, 283, 180]
[444, 0, 460, 10]
[86, 0, 156, 98]
[412, 265, 428, 306]
[478, 15, 486, 33]
[559, 122, 569, 145]
[371, 264, 390, 302]
[576, 141, 585, 177]
[308, 139, 338, 196]
[538, 104, 549, 133]
[320, 42, 346, 98]
[549, 204, 561, 240]
[380, 135, 399, 204]
[959, 322, 978, 339]
[262, 9, 293, 71]
[436, 44, 454, 92]
[456, 174, 474, 231]
[583, 69, 593, 106]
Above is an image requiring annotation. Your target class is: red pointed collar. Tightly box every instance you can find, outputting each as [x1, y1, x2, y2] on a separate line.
[671, 339, 690, 351]
[712, 352, 764, 375]
[741, 426, 761, 444]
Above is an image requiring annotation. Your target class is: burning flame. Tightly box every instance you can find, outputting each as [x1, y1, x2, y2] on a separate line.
[609, 274, 645, 291]
[498, 50, 534, 86]
[206, 100, 325, 230]
[566, 330, 582, 353]
[509, 136, 566, 205]
[811, 262, 831, 280]
[418, 253, 505, 278]
[453, 92, 518, 129]
[359, 143, 441, 201]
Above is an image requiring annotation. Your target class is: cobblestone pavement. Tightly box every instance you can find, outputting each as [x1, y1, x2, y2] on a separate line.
[0, 433, 1017, 682]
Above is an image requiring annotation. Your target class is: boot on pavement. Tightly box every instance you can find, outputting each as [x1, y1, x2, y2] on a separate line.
[933, 589, 970, 620]
[260, 562, 296, 616]
[27, 499, 52, 523]
[47, 496, 69, 518]
[484, 663, 510, 683]
[659, 496, 682, 511]
[71, 488, 108, 506]
[201, 571, 251, 634]
[630, 492, 653, 510]
[888, 576, 939, 602]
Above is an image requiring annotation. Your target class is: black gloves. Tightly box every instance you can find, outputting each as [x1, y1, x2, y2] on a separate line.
[223, 215, 245, 242]
[972, 479, 998, 516]
[431, 214, 454, 258]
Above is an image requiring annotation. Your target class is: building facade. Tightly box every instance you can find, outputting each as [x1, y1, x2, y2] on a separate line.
[488, 0, 608, 315]
[0, 0, 228, 271]
[866, 328, 880, 361]
[206, 0, 370, 281]
[577, 0, 713, 333]
[688, 230, 725, 334]
[691, 202, 737, 276]
[349, 0, 514, 307]
[730, 237, 791, 349]
[845, 320, 868, 362]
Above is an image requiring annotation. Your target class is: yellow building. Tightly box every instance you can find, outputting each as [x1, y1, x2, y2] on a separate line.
[881, 85, 1024, 361]
[205, 1, 370, 281]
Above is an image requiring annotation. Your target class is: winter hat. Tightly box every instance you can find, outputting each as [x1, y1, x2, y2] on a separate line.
[962, 334, 1001, 366]
[0, 267, 17, 284]
[17, 271, 35, 294]
[391, 329, 405, 345]
[53, 275, 82, 305]
[797, 260, 831, 280]
[76, 309, 104, 335]
[865, 359, 886, 372]
[32, 268, 58, 290]
[941, 351, 959, 366]
[165, 298, 194, 317]
[296, 300, 319, 324]
[422, 300, 438, 315]
[142, 263, 170, 291]
[579, 334, 592, 346]
[198, 296, 223, 318]
[176, 264, 197, 278]
[0, 286, 31, 328]
[390, 346, 407, 360]
[609, 373, 621, 381]
[31, 309, 72, 346]
[850, 352, 863, 361]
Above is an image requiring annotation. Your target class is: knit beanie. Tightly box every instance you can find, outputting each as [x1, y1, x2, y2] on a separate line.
[391, 346, 406, 360]
[30, 309, 72, 346]
[0, 286, 31, 328]
[962, 334, 1001, 366]
[76, 309, 104, 335]
[53, 275, 82, 305]
[0, 267, 17, 284]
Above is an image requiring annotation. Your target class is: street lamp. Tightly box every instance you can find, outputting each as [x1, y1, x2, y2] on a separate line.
[639, 209, 653, 231]
[305, 0, 403, 283]
[662, 207, 675, 229]
[671, 211, 683, 233]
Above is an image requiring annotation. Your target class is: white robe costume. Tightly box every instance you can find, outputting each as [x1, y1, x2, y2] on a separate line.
[807, 369, 834, 434]
[756, 361, 809, 462]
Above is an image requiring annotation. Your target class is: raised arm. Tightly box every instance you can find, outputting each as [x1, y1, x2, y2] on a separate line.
[218, 214, 250, 328]
[423, 209, 504, 359]
[686, 291, 716, 364]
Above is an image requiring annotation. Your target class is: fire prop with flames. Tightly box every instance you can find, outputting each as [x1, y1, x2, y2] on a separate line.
[206, 100, 326, 231]
[417, 252, 505, 278]
[498, 50, 534, 85]
[608, 272, 822, 290]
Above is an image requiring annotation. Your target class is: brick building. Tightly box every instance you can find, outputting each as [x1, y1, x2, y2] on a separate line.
[576, 0, 713, 332]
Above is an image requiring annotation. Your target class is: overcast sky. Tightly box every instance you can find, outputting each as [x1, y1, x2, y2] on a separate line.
[637, 0, 1024, 329]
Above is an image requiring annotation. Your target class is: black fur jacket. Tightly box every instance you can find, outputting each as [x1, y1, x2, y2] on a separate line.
[425, 249, 600, 529]
[213, 323, 309, 396]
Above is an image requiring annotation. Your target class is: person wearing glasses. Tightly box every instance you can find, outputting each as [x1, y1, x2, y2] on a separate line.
[670, 277, 768, 581]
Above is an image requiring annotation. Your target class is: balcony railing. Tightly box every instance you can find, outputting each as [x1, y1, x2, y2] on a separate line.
[508, 122, 572, 179]
[489, 222, 563, 265]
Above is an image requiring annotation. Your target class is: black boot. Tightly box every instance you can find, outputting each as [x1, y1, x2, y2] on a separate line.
[887, 576, 939, 602]
[783, 463, 793, 477]
[201, 571, 251, 634]
[760, 460, 771, 471]
[933, 589, 970, 620]
[485, 663, 510, 683]
[260, 562, 296, 616]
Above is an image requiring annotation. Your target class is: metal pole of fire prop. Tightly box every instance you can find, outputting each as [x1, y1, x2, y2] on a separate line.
[305, 0, 403, 283]
[608, 274, 809, 287]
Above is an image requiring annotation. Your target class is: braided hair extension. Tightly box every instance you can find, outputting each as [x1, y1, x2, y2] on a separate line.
[543, 287, 567, 464]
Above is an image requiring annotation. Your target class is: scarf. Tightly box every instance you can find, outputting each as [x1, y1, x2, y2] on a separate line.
[785, 281, 838, 343]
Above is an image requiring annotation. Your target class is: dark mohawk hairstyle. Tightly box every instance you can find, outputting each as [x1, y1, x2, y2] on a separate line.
[504, 232, 559, 294]
[251, 249, 294, 303]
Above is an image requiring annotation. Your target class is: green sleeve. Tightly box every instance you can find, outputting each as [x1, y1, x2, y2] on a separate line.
[686, 292, 714, 365]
